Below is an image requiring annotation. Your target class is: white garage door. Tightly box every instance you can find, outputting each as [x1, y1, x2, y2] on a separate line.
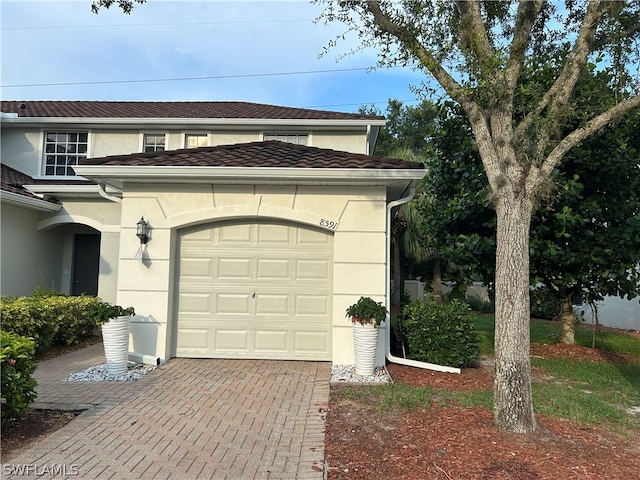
[176, 220, 333, 360]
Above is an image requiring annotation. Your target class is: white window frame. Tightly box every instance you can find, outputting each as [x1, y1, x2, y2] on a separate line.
[41, 130, 90, 178]
[184, 132, 209, 149]
[141, 132, 167, 153]
[263, 132, 309, 145]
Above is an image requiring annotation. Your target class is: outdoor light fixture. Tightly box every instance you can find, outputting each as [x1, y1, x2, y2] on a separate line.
[136, 216, 149, 244]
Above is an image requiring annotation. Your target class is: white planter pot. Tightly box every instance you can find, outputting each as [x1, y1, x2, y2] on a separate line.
[352, 323, 379, 376]
[101, 315, 131, 376]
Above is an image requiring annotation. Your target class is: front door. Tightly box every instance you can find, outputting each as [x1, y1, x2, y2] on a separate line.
[72, 234, 100, 296]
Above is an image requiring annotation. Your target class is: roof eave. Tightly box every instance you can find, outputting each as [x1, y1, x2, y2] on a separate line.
[72, 165, 425, 190]
[0, 190, 62, 211]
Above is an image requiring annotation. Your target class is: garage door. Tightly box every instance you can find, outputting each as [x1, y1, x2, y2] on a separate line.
[176, 220, 333, 360]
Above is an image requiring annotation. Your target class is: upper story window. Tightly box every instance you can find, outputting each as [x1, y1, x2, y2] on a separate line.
[185, 133, 208, 148]
[264, 133, 308, 145]
[44, 132, 88, 176]
[143, 133, 166, 152]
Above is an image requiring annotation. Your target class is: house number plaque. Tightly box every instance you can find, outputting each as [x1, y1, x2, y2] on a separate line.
[318, 218, 339, 231]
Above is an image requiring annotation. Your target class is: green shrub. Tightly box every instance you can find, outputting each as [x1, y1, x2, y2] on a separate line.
[401, 297, 480, 368]
[0, 293, 102, 354]
[530, 287, 560, 320]
[1, 331, 38, 418]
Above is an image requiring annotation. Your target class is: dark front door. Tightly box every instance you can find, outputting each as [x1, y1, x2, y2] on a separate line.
[72, 234, 100, 296]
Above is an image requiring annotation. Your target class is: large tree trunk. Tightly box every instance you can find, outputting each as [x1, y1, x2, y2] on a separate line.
[493, 193, 538, 434]
[559, 295, 576, 345]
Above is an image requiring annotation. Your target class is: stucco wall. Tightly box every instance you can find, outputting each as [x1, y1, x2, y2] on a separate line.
[115, 183, 388, 364]
[0, 203, 65, 297]
[1, 130, 42, 177]
[1, 126, 370, 180]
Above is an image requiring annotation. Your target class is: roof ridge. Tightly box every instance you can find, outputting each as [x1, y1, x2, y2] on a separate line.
[0, 100, 385, 121]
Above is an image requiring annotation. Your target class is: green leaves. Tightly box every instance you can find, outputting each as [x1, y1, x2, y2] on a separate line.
[0, 292, 132, 354]
[1, 331, 38, 418]
[346, 297, 388, 328]
[401, 298, 480, 368]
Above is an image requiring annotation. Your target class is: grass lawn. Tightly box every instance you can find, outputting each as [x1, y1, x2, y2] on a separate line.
[340, 315, 640, 432]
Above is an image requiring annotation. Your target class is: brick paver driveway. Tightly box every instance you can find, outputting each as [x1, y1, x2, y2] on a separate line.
[2, 343, 330, 479]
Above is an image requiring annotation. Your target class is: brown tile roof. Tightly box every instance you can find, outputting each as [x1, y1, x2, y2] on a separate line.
[1, 100, 384, 121]
[79, 141, 425, 170]
[0, 164, 37, 198]
[1, 164, 91, 199]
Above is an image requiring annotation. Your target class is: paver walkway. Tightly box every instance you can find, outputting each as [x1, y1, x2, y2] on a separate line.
[2, 343, 330, 479]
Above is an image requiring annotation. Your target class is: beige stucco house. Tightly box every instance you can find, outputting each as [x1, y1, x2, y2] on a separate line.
[0, 100, 425, 367]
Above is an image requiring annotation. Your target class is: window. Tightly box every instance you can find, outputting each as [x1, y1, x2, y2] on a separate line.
[143, 134, 166, 152]
[44, 132, 88, 176]
[264, 133, 308, 145]
[185, 133, 208, 148]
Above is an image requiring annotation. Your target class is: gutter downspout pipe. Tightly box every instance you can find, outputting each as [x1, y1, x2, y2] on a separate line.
[386, 187, 461, 374]
[97, 182, 122, 203]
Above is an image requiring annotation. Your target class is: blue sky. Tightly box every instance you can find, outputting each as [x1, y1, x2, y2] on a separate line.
[1, 0, 431, 113]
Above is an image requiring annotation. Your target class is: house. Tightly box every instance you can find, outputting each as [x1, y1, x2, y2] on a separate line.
[0, 100, 425, 366]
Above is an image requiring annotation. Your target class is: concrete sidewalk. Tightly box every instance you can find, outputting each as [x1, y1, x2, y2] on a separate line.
[2, 343, 330, 479]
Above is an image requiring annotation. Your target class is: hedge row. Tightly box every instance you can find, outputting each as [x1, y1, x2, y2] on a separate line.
[1, 331, 38, 418]
[0, 292, 102, 354]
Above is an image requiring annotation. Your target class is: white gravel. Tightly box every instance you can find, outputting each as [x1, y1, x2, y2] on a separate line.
[65, 363, 156, 382]
[330, 364, 392, 383]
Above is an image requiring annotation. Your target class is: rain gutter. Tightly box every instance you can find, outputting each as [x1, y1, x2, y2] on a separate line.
[97, 182, 122, 203]
[386, 188, 461, 374]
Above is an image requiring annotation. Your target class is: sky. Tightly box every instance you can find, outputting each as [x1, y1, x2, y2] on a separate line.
[1, 0, 432, 113]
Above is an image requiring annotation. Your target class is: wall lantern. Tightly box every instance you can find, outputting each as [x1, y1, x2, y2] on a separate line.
[136, 216, 149, 244]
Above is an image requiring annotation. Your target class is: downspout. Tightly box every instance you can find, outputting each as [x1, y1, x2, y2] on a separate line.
[386, 186, 461, 374]
[97, 182, 122, 203]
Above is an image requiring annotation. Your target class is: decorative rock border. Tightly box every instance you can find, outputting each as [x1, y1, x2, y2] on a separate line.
[330, 364, 392, 383]
[64, 363, 156, 382]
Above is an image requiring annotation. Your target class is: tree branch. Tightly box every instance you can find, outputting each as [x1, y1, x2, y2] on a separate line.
[364, 0, 469, 105]
[505, 0, 545, 94]
[541, 95, 640, 178]
[455, 1, 495, 75]
[515, 0, 609, 147]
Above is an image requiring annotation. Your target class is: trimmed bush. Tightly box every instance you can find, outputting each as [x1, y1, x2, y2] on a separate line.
[0, 293, 101, 354]
[402, 298, 480, 368]
[1, 331, 38, 417]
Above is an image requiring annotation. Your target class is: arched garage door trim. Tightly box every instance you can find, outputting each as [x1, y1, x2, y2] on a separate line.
[174, 217, 334, 360]
[166, 202, 333, 234]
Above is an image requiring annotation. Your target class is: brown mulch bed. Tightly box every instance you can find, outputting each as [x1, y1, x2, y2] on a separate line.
[325, 343, 640, 480]
[1, 410, 81, 462]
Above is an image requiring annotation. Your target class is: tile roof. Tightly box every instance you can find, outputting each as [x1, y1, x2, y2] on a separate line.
[79, 141, 425, 170]
[1, 100, 384, 121]
[0, 164, 37, 198]
[1, 164, 91, 200]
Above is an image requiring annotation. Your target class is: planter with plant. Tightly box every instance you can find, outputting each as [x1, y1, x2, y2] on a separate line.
[345, 297, 388, 375]
[93, 301, 135, 376]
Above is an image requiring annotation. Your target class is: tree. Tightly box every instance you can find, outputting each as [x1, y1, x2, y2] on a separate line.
[418, 63, 640, 347]
[317, 0, 640, 434]
[531, 108, 640, 344]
